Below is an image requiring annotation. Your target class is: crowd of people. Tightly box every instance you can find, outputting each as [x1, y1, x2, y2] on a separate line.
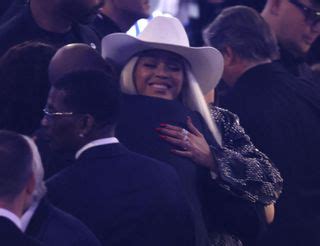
[0, 0, 319, 245]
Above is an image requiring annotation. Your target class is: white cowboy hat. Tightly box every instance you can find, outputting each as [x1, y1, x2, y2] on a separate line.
[102, 16, 223, 94]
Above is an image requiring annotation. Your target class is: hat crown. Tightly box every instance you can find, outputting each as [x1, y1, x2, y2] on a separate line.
[137, 16, 190, 47]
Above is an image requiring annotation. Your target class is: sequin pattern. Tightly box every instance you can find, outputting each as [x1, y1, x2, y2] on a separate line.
[210, 105, 283, 205]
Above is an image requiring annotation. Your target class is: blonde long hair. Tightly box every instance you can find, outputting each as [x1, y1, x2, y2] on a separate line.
[120, 56, 222, 146]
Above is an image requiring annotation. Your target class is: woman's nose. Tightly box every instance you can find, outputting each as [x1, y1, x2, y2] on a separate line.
[155, 63, 169, 77]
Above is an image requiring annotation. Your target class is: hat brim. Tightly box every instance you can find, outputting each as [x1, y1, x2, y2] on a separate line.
[102, 33, 224, 94]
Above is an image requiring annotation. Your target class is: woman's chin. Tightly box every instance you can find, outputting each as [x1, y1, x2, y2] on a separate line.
[142, 91, 175, 101]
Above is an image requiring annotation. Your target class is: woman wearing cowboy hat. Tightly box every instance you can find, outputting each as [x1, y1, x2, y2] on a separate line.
[102, 16, 282, 246]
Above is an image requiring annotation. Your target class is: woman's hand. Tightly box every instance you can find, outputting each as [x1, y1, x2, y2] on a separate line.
[156, 116, 216, 170]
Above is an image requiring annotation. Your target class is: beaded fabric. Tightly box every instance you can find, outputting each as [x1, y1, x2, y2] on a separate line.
[209, 105, 283, 205]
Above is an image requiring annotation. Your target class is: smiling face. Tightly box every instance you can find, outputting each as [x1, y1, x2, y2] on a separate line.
[133, 50, 185, 100]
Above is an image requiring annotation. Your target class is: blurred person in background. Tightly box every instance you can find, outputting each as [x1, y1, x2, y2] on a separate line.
[205, 5, 320, 245]
[262, 0, 320, 88]
[0, 0, 26, 24]
[0, 0, 103, 56]
[0, 131, 43, 246]
[90, 0, 151, 39]
[0, 42, 56, 136]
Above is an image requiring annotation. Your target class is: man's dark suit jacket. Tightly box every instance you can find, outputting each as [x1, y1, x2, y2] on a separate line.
[116, 94, 263, 246]
[0, 216, 44, 246]
[47, 143, 195, 246]
[0, 0, 25, 24]
[26, 198, 102, 246]
[219, 62, 320, 245]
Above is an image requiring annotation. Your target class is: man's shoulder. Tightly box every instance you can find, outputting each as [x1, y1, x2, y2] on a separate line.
[240, 62, 294, 85]
[39, 202, 101, 245]
[78, 143, 175, 171]
[0, 10, 29, 54]
[47, 143, 180, 194]
[74, 23, 101, 52]
[90, 13, 121, 39]
[0, 217, 44, 246]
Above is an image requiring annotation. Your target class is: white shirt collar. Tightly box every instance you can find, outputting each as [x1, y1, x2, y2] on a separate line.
[20, 200, 40, 232]
[0, 208, 22, 230]
[75, 137, 119, 159]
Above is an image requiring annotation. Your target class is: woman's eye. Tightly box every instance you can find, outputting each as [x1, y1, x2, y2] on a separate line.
[168, 64, 182, 71]
[143, 63, 156, 68]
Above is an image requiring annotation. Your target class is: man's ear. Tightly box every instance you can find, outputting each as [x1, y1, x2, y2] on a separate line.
[223, 46, 237, 66]
[77, 114, 95, 138]
[26, 173, 35, 196]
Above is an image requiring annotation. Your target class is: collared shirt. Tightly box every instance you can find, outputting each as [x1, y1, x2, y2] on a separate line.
[75, 137, 119, 159]
[20, 200, 40, 232]
[0, 208, 22, 230]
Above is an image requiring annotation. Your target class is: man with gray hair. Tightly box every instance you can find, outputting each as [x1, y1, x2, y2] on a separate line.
[21, 136, 102, 246]
[204, 5, 320, 245]
[0, 130, 42, 245]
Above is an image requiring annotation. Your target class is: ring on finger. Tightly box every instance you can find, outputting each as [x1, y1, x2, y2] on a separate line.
[181, 128, 189, 142]
[181, 128, 190, 150]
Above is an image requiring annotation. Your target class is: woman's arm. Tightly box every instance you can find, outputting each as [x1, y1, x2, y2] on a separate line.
[208, 106, 283, 205]
[156, 106, 283, 205]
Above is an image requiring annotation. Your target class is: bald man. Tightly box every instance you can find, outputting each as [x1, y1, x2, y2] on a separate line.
[48, 43, 114, 84]
[36, 43, 116, 178]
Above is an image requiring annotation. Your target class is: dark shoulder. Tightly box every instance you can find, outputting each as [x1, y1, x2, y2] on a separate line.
[0, 217, 44, 246]
[47, 144, 180, 189]
[0, 8, 34, 55]
[75, 23, 101, 52]
[45, 204, 101, 245]
[0, 7, 25, 31]
[89, 13, 121, 39]
[0, 10, 25, 38]
[118, 147, 181, 181]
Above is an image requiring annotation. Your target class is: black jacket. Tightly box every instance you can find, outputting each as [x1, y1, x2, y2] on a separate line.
[26, 198, 102, 246]
[90, 13, 121, 39]
[0, 216, 44, 246]
[47, 143, 195, 246]
[219, 62, 320, 245]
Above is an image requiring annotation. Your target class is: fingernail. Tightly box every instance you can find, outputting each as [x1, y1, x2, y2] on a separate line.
[160, 123, 167, 127]
[159, 135, 166, 139]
